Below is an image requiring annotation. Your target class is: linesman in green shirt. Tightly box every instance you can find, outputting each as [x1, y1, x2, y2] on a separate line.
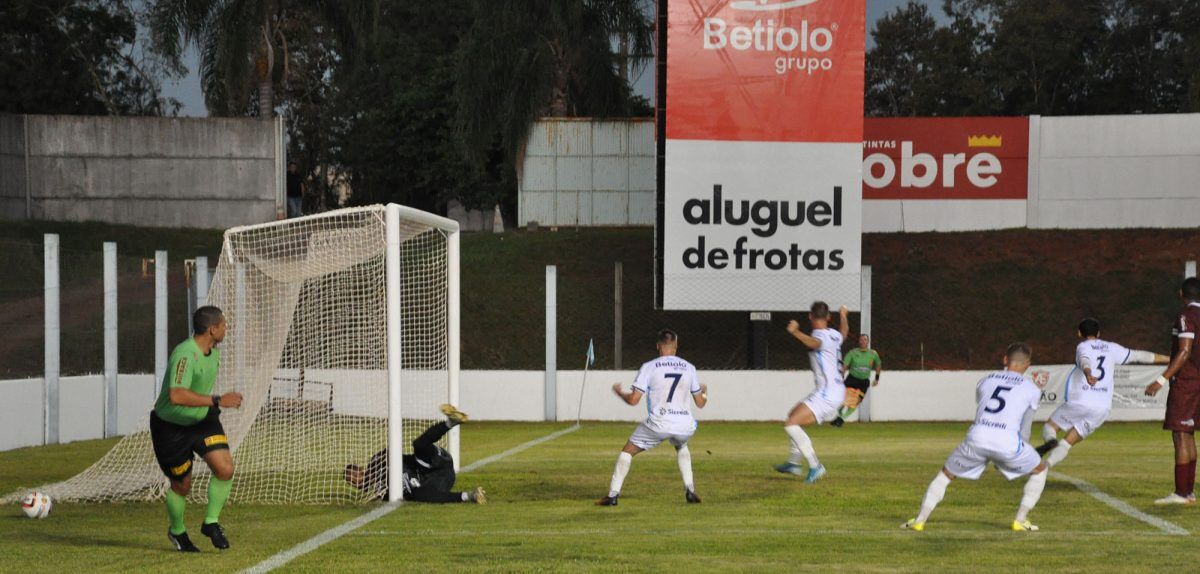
[833, 334, 882, 427]
[150, 305, 243, 552]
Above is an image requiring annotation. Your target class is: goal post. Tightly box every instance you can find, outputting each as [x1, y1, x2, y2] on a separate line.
[3, 204, 459, 505]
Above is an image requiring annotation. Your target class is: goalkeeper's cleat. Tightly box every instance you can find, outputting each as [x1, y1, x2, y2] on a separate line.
[1154, 493, 1195, 505]
[1035, 439, 1059, 457]
[1011, 520, 1039, 532]
[200, 522, 230, 550]
[805, 464, 827, 484]
[471, 486, 487, 505]
[168, 529, 200, 552]
[774, 462, 805, 476]
[830, 417, 845, 428]
[440, 404, 469, 425]
[685, 489, 702, 504]
[595, 495, 619, 506]
[900, 519, 924, 532]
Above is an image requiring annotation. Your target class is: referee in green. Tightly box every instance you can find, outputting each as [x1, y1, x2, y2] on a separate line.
[832, 334, 882, 427]
[150, 305, 243, 552]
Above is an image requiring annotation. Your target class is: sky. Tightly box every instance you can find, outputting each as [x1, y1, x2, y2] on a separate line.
[161, 0, 937, 117]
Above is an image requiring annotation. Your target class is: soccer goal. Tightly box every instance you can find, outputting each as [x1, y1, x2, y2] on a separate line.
[9, 204, 459, 504]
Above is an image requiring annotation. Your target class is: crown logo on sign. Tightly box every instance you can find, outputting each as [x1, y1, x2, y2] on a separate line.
[967, 135, 1002, 147]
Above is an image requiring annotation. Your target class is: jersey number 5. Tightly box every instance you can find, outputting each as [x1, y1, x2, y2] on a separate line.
[984, 386, 1012, 414]
[665, 373, 682, 402]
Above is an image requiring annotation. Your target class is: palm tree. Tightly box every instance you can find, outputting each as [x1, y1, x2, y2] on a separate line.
[453, 0, 654, 162]
[147, 0, 376, 117]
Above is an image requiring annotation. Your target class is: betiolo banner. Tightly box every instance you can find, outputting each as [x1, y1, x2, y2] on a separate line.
[655, 0, 866, 311]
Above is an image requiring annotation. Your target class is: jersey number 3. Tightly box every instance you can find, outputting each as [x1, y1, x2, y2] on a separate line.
[984, 386, 1012, 414]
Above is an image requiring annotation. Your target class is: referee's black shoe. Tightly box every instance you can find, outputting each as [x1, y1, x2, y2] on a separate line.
[200, 522, 230, 550]
[1035, 439, 1059, 457]
[168, 529, 200, 553]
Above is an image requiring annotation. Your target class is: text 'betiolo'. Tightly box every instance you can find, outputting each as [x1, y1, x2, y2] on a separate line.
[681, 185, 846, 271]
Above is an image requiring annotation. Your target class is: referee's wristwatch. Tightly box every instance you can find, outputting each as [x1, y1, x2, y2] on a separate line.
[211, 394, 221, 407]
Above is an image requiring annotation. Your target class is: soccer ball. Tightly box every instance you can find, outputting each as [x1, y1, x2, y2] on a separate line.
[21, 491, 52, 519]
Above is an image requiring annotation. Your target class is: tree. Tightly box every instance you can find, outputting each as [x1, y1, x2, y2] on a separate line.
[0, 0, 179, 115]
[865, 1, 940, 116]
[146, 0, 375, 118]
[453, 0, 654, 166]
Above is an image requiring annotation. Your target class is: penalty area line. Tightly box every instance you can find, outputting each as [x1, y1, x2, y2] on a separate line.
[239, 424, 581, 574]
[1051, 471, 1189, 536]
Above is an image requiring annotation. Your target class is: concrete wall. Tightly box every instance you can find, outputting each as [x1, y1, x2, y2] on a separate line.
[520, 114, 1200, 231]
[1, 368, 1164, 452]
[519, 118, 656, 227]
[1028, 113, 1200, 229]
[0, 114, 26, 219]
[0, 115, 283, 229]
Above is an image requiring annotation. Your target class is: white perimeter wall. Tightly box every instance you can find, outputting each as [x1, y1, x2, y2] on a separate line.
[0, 368, 1165, 452]
[521, 114, 1200, 231]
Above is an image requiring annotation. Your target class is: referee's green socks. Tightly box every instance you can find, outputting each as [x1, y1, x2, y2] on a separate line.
[166, 489, 187, 535]
[205, 477, 232, 525]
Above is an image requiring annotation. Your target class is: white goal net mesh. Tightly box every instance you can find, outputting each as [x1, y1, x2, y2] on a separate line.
[4, 205, 454, 504]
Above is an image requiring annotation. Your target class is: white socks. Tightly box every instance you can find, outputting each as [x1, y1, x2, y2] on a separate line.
[1042, 424, 1057, 443]
[785, 425, 819, 468]
[915, 472, 951, 523]
[1046, 441, 1072, 468]
[1016, 470, 1047, 522]
[676, 445, 695, 492]
[608, 451, 633, 498]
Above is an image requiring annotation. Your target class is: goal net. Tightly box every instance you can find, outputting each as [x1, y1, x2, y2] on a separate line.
[5, 205, 459, 504]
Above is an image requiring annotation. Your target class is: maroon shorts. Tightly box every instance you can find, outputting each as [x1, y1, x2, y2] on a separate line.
[1164, 378, 1200, 432]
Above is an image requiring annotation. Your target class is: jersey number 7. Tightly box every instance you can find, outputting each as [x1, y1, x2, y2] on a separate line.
[665, 373, 682, 402]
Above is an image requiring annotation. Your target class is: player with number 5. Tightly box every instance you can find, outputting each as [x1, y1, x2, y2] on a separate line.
[902, 343, 1049, 532]
[597, 329, 708, 506]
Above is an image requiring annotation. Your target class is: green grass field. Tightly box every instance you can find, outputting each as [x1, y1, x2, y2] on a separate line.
[1, 421, 1197, 572]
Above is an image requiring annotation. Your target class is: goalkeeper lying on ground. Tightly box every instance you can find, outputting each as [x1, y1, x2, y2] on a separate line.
[344, 404, 485, 504]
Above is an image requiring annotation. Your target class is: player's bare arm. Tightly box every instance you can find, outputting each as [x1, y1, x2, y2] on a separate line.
[1146, 338, 1192, 396]
[693, 384, 708, 408]
[837, 305, 850, 340]
[612, 383, 643, 405]
[786, 320, 821, 349]
[168, 387, 243, 408]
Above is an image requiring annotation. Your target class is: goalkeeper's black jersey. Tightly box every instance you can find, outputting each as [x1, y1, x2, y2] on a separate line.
[364, 448, 456, 500]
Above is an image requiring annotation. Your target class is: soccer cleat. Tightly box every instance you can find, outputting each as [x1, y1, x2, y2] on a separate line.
[805, 464, 827, 484]
[595, 495, 619, 506]
[1154, 493, 1195, 505]
[901, 519, 924, 532]
[773, 462, 805, 476]
[1011, 520, 1040, 532]
[831, 417, 845, 428]
[471, 486, 487, 505]
[1035, 439, 1059, 457]
[200, 522, 230, 550]
[440, 404, 469, 425]
[168, 529, 200, 553]
[685, 489, 702, 504]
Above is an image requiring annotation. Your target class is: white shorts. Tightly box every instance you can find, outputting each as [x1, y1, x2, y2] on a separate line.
[628, 422, 694, 451]
[1048, 402, 1109, 440]
[802, 391, 842, 425]
[944, 438, 1041, 480]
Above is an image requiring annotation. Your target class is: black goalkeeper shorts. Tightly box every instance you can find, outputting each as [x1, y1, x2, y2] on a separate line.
[149, 409, 229, 481]
[844, 376, 871, 395]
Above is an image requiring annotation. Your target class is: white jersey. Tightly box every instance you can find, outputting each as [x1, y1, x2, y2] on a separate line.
[1065, 338, 1130, 411]
[965, 370, 1041, 452]
[808, 328, 845, 403]
[632, 355, 701, 435]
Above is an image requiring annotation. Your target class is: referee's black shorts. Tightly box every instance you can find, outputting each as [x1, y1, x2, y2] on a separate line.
[149, 409, 229, 481]
[844, 375, 871, 395]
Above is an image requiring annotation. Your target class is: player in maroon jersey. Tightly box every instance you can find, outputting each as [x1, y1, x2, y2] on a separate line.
[1145, 277, 1200, 504]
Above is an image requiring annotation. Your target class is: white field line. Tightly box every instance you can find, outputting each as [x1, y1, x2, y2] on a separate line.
[239, 424, 581, 574]
[1051, 471, 1189, 536]
[350, 527, 1179, 539]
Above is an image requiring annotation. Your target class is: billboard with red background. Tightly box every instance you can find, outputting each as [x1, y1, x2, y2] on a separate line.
[862, 117, 1029, 200]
